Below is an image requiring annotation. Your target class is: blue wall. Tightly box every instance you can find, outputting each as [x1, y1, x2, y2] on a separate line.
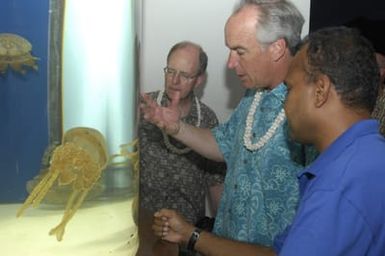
[0, 0, 50, 202]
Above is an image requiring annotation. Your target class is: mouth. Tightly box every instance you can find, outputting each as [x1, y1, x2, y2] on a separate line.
[237, 75, 249, 84]
[167, 88, 180, 93]
[165, 88, 181, 99]
[236, 73, 246, 80]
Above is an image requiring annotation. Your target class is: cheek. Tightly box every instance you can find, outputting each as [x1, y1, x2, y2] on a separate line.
[165, 77, 172, 86]
[240, 56, 255, 71]
[284, 92, 295, 114]
[242, 60, 261, 76]
[284, 92, 301, 127]
[180, 85, 194, 97]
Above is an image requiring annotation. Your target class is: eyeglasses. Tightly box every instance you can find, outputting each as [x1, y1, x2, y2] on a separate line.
[163, 67, 198, 82]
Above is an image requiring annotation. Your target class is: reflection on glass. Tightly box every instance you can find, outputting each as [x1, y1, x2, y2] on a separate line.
[0, 0, 140, 255]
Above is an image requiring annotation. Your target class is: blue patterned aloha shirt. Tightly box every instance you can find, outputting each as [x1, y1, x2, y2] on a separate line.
[212, 84, 310, 247]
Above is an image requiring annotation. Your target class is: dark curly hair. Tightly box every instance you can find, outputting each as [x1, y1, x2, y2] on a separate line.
[300, 26, 380, 112]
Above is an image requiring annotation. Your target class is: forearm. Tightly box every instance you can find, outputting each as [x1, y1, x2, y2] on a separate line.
[173, 122, 224, 162]
[194, 231, 276, 256]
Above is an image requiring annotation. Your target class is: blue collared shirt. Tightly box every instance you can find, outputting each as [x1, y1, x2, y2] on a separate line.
[277, 120, 385, 255]
[212, 84, 309, 246]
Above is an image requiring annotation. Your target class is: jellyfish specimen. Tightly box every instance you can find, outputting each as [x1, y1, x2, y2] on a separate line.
[0, 33, 38, 74]
[16, 127, 108, 241]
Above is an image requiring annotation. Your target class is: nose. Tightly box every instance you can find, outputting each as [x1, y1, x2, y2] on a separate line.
[227, 51, 238, 69]
[171, 72, 181, 84]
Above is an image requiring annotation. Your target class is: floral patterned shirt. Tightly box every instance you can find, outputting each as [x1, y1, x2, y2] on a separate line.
[212, 84, 311, 246]
[139, 91, 226, 224]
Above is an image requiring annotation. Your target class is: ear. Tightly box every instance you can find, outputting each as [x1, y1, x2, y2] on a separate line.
[314, 74, 332, 108]
[380, 67, 385, 83]
[269, 38, 287, 62]
[378, 67, 385, 97]
[194, 73, 206, 90]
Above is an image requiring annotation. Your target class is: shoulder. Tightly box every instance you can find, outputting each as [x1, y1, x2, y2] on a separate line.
[198, 100, 217, 117]
[197, 99, 219, 125]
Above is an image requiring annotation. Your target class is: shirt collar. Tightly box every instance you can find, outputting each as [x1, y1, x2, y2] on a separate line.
[248, 83, 287, 101]
[269, 82, 287, 103]
[299, 119, 380, 178]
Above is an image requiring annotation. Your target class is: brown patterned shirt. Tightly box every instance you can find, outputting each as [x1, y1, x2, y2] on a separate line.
[139, 91, 226, 223]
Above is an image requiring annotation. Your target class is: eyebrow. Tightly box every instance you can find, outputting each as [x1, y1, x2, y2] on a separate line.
[234, 46, 247, 51]
[167, 67, 190, 74]
[227, 43, 247, 51]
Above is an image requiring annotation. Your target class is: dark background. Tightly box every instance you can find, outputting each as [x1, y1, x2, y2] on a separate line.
[310, 0, 385, 31]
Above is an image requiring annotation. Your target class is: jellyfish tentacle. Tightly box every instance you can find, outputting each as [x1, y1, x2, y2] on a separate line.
[49, 189, 89, 241]
[16, 170, 60, 217]
[31, 171, 59, 208]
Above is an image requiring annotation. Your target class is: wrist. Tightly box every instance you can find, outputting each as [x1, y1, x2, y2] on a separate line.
[168, 120, 183, 136]
[186, 227, 202, 252]
[180, 225, 195, 245]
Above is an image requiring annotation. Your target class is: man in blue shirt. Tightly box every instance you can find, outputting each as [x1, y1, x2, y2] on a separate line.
[276, 26, 385, 255]
[151, 27, 385, 255]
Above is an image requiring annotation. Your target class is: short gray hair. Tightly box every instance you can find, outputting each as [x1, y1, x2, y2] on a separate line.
[235, 0, 304, 55]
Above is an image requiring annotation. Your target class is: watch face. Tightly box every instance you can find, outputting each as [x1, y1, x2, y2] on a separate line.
[187, 228, 202, 251]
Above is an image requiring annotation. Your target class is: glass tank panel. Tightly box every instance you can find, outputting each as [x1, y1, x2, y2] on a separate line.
[0, 0, 140, 255]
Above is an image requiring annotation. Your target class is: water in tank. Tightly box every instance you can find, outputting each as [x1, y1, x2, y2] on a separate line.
[0, 0, 141, 255]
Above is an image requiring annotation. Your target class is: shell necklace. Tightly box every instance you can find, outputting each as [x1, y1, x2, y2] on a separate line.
[157, 90, 201, 154]
[243, 89, 286, 151]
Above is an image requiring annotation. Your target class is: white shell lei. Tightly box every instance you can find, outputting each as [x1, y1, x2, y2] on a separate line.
[156, 90, 201, 154]
[243, 89, 286, 151]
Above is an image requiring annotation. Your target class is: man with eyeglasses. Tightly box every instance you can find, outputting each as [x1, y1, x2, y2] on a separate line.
[139, 41, 226, 232]
[142, 0, 316, 255]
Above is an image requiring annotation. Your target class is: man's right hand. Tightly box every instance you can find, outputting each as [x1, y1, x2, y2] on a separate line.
[140, 92, 182, 135]
[152, 209, 195, 245]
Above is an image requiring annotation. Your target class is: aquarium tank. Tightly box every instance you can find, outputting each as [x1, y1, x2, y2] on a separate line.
[0, 0, 141, 255]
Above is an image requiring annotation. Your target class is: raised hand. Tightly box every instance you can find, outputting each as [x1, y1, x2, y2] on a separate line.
[140, 92, 182, 135]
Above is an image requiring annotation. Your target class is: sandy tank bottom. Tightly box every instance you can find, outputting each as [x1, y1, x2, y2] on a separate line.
[0, 197, 139, 256]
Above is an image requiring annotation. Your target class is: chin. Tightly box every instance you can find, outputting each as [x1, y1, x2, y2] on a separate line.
[165, 90, 177, 98]
[241, 81, 256, 89]
[288, 128, 301, 143]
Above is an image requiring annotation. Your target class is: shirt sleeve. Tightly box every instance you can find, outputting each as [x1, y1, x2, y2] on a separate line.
[211, 91, 248, 161]
[279, 190, 373, 256]
[199, 102, 227, 185]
